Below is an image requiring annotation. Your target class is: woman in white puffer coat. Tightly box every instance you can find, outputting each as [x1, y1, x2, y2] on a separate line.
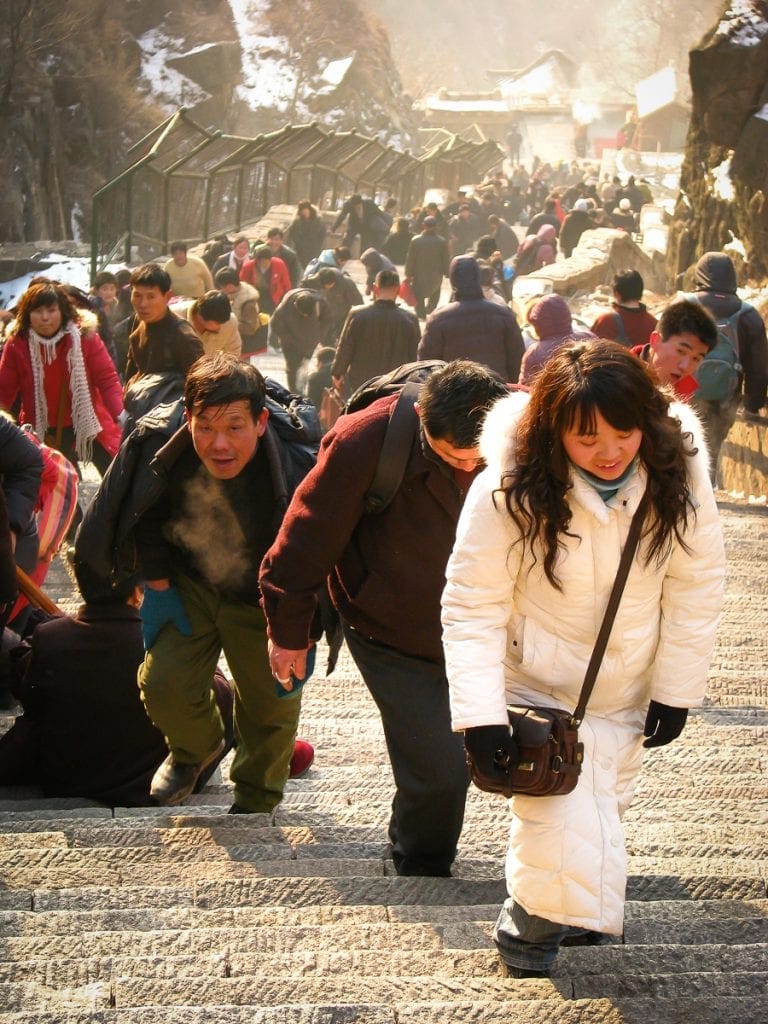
[442, 340, 725, 977]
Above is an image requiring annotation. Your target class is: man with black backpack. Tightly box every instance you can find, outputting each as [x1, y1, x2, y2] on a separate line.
[260, 361, 508, 877]
[686, 251, 768, 484]
[75, 353, 321, 814]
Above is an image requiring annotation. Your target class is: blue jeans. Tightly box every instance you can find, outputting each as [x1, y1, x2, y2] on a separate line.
[494, 899, 590, 972]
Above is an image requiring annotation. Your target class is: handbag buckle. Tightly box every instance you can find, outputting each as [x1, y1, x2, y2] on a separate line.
[551, 755, 564, 773]
[517, 761, 535, 772]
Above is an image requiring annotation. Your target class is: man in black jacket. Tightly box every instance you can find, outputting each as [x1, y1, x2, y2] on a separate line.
[418, 256, 524, 383]
[331, 270, 421, 396]
[74, 353, 319, 813]
[405, 217, 450, 320]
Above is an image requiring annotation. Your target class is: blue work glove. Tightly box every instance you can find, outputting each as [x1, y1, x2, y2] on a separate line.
[464, 725, 519, 777]
[275, 645, 316, 699]
[140, 585, 193, 650]
[643, 700, 688, 748]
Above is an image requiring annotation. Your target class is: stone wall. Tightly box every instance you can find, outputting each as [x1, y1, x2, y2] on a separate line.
[721, 413, 768, 499]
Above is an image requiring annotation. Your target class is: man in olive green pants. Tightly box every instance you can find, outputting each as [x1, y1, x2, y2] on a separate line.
[76, 352, 318, 813]
[139, 571, 298, 812]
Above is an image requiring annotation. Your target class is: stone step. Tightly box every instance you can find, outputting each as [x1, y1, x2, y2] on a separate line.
[0, 998, 762, 1024]
[1, 827, 763, 867]
[110, 966, 768, 1009]
[4, 968, 765, 1012]
[0, 996, 761, 1024]
[5, 942, 768, 992]
[0, 792, 763, 832]
[3, 896, 764, 938]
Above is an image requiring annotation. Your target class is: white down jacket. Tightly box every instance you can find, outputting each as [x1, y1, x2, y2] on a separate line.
[442, 392, 726, 933]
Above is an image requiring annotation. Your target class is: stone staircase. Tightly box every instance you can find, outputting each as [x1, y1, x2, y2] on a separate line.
[0, 345, 766, 1023]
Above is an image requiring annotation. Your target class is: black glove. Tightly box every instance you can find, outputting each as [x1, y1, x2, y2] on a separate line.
[643, 700, 688, 748]
[464, 725, 519, 777]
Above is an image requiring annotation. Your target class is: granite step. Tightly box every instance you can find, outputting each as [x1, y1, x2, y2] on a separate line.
[0, 998, 762, 1024]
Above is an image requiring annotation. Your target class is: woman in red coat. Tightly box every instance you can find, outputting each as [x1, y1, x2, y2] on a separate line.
[0, 281, 124, 475]
[239, 246, 291, 315]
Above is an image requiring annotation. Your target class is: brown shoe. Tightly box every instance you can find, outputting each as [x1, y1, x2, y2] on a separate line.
[151, 740, 225, 806]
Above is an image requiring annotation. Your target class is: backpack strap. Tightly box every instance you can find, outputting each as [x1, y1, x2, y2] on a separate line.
[364, 380, 421, 514]
[611, 311, 629, 346]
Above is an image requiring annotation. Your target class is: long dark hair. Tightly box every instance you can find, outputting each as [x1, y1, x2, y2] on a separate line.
[500, 340, 698, 589]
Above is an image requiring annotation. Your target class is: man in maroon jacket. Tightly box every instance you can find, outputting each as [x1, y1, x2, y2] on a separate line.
[260, 361, 507, 877]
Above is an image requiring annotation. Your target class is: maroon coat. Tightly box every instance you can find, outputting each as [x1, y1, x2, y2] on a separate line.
[260, 394, 477, 663]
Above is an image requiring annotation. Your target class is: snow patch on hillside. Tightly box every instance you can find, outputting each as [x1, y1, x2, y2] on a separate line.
[137, 28, 210, 110]
[227, 0, 300, 113]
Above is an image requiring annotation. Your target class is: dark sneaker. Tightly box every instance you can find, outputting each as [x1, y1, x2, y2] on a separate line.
[151, 740, 225, 806]
[500, 962, 550, 979]
[561, 929, 610, 947]
[228, 803, 252, 814]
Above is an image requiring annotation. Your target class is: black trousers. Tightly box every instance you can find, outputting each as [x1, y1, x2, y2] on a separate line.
[415, 288, 441, 321]
[343, 624, 469, 876]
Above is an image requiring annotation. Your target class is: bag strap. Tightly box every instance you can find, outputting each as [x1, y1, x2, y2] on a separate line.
[363, 379, 421, 514]
[572, 488, 649, 724]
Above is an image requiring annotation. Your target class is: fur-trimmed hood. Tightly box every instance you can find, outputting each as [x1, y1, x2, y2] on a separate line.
[478, 389, 711, 519]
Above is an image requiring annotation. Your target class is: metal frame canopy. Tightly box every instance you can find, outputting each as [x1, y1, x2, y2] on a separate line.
[90, 108, 503, 277]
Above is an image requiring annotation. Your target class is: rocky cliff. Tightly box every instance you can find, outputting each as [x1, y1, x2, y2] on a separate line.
[0, 0, 415, 244]
[668, 0, 768, 284]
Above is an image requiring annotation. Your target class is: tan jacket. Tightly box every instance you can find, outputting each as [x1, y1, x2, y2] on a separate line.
[171, 300, 242, 358]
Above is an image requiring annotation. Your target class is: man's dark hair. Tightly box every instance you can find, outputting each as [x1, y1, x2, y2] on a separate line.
[487, 214, 500, 226]
[474, 235, 497, 260]
[267, 227, 284, 240]
[92, 271, 117, 289]
[334, 246, 351, 262]
[170, 240, 187, 255]
[317, 267, 337, 287]
[613, 269, 644, 303]
[657, 299, 718, 351]
[418, 360, 507, 448]
[294, 291, 317, 316]
[130, 263, 171, 293]
[214, 267, 240, 288]
[315, 345, 336, 365]
[74, 559, 142, 606]
[255, 245, 272, 260]
[375, 269, 400, 290]
[193, 290, 232, 324]
[185, 352, 267, 419]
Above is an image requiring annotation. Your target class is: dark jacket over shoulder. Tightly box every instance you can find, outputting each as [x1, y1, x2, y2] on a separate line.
[74, 400, 300, 592]
[331, 300, 421, 395]
[417, 256, 524, 382]
[260, 395, 477, 662]
[10, 604, 167, 805]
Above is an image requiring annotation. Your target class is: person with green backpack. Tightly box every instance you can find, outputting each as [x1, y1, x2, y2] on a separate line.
[685, 251, 768, 485]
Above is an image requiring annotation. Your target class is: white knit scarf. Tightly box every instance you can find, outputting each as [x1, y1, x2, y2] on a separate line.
[28, 320, 102, 461]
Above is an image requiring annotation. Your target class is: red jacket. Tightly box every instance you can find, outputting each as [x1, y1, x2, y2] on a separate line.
[240, 256, 291, 308]
[592, 303, 657, 348]
[260, 394, 478, 663]
[0, 325, 124, 456]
